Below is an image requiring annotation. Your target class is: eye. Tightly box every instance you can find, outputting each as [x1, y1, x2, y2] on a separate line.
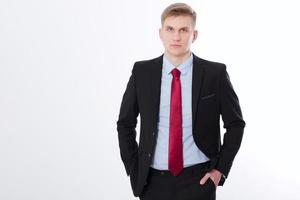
[166, 27, 173, 31]
[180, 28, 188, 32]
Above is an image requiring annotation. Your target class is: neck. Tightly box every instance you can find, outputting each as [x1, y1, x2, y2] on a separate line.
[164, 51, 192, 67]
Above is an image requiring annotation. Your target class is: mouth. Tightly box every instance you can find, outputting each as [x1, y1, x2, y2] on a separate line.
[170, 44, 182, 48]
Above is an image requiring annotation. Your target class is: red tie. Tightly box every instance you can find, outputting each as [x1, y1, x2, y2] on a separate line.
[168, 68, 183, 176]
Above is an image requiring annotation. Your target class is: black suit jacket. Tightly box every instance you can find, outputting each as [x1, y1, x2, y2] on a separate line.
[117, 53, 245, 197]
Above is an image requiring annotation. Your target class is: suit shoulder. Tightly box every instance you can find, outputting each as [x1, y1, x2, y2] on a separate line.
[134, 55, 161, 66]
[197, 57, 226, 72]
[132, 55, 163, 72]
[135, 58, 156, 65]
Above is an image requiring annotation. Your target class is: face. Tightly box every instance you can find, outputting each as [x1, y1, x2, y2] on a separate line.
[159, 15, 198, 58]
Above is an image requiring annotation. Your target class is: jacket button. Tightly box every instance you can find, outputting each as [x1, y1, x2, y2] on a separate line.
[153, 131, 155, 136]
[148, 153, 151, 158]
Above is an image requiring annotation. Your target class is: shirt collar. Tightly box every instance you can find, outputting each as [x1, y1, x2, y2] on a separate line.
[162, 52, 193, 76]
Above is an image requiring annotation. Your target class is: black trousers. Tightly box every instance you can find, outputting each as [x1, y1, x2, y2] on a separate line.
[139, 161, 216, 200]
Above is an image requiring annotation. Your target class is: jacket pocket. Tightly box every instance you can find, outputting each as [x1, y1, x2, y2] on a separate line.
[201, 93, 216, 100]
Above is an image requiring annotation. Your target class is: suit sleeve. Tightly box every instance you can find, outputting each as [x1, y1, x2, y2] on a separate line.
[215, 65, 246, 178]
[116, 63, 139, 176]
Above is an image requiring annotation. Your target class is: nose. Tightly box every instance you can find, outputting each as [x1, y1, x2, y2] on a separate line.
[172, 31, 181, 41]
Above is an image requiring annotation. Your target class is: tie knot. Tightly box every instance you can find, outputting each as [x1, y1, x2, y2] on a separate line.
[171, 68, 181, 78]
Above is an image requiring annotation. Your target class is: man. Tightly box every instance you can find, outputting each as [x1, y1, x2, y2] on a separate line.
[117, 3, 245, 200]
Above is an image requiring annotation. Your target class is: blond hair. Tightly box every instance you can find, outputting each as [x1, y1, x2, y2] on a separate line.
[161, 3, 197, 28]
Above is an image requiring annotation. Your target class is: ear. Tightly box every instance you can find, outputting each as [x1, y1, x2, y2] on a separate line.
[159, 28, 162, 40]
[192, 30, 198, 43]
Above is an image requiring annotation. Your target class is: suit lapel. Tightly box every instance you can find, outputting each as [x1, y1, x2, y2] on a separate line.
[151, 54, 163, 125]
[191, 53, 205, 129]
[150, 53, 205, 130]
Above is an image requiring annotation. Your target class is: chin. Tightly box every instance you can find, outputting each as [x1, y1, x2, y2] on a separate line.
[167, 49, 187, 57]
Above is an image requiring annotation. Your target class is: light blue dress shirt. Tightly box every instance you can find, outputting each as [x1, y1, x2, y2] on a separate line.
[150, 53, 210, 170]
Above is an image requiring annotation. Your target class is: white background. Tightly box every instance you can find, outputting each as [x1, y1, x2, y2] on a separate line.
[1, 0, 300, 199]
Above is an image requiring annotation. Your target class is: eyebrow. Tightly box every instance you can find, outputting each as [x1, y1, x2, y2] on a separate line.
[165, 26, 190, 30]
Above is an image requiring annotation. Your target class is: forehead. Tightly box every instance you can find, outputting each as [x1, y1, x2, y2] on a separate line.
[162, 15, 194, 28]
